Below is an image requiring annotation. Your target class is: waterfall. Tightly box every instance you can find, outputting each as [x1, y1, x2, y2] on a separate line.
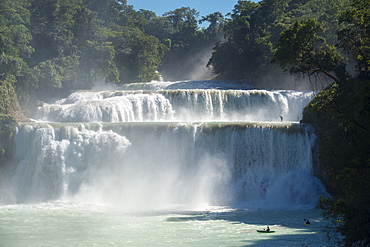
[35, 89, 314, 122]
[2, 81, 326, 209]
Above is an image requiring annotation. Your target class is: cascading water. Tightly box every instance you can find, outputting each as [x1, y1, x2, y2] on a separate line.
[35, 89, 314, 123]
[2, 80, 326, 209]
[1, 80, 334, 247]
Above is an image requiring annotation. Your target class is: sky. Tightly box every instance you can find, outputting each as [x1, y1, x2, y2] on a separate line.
[127, 0, 259, 18]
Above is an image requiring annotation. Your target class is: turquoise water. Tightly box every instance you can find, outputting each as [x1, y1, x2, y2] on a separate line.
[0, 81, 332, 246]
[0, 203, 332, 246]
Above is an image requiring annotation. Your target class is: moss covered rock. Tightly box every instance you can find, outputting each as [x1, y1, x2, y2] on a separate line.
[0, 114, 17, 163]
[0, 80, 26, 164]
[0, 80, 21, 114]
[0, 80, 29, 121]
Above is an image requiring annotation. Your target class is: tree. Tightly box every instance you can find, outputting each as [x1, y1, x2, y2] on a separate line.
[208, 1, 261, 79]
[0, 0, 33, 57]
[304, 76, 370, 246]
[76, 41, 118, 86]
[199, 12, 225, 41]
[113, 26, 166, 82]
[163, 7, 199, 33]
[159, 7, 205, 80]
[0, 0, 33, 83]
[83, 0, 125, 26]
[207, 0, 352, 89]
[144, 16, 174, 44]
[302, 1, 370, 245]
[273, 19, 347, 85]
[207, 0, 294, 82]
[337, 0, 370, 77]
[29, 0, 80, 65]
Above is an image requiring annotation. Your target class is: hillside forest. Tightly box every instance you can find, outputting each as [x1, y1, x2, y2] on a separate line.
[1, 0, 370, 246]
[1, 0, 360, 104]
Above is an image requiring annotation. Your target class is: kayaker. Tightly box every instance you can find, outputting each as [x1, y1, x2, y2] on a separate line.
[304, 219, 311, 224]
[265, 226, 270, 232]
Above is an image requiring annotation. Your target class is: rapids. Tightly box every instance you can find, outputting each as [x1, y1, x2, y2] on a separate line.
[0, 80, 332, 246]
[2, 80, 326, 207]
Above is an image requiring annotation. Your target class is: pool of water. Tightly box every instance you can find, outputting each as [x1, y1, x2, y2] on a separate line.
[0, 203, 333, 246]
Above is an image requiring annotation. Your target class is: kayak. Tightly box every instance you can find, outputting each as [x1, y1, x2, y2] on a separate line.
[256, 230, 275, 233]
[305, 223, 311, 225]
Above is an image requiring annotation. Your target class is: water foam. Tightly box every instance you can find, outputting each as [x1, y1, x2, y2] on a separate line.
[7, 122, 326, 210]
[2, 81, 326, 210]
[35, 89, 314, 122]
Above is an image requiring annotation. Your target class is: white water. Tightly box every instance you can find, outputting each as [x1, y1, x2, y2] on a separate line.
[0, 80, 332, 246]
[35, 81, 314, 123]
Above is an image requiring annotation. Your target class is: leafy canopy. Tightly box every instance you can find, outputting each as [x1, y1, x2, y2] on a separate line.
[273, 19, 346, 85]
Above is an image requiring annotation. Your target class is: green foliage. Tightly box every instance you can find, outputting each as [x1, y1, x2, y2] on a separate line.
[34, 60, 63, 89]
[29, 0, 77, 63]
[275, 19, 324, 68]
[141, 15, 175, 43]
[337, 0, 370, 77]
[20, 0, 172, 92]
[200, 12, 225, 41]
[208, 0, 352, 88]
[126, 34, 166, 81]
[0, 0, 33, 86]
[163, 7, 199, 35]
[0, 80, 21, 115]
[0, 114, 17, 137]
[0, 1, 369, 245]
[207, 1, 264, 79]
[159, 7, 207, 80]
[0, 0, 358, 98]
[279, 2, 370, 245]
[303, 79, 370, 246]
[0, 54, 23, 83]
[121, 6, 225, 81]
[273, 19, 346, 84]
[79, 41, 119, 85]
[0, 0, 229, 100]
[0, 0, 33, 58]
[0, 113, 17, 162]
[112, 26, 166, 82]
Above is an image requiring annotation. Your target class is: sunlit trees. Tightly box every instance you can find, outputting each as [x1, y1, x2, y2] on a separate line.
[294, 1, 370, 246]
[208, 1, 261, 79]
[0, 0, 33, 83]
[273, 19, 347, 85]
[337, 0, 370, 77]
[1, 0, 226, 96]
[114, 28, 166, 82]
[26, 0, 168, 92]
[158, 7, 201, 80]
[207, 0, 352, 88]
[199, 12, 225, 41]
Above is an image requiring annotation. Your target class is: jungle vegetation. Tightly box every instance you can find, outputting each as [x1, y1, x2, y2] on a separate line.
[1, 0, 369, 245]
[0, 0, 355, 106]
[299, 1, 370, 246]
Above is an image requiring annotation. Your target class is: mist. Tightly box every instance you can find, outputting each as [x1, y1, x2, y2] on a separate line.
[159, 44, 216, 82]
[3, 118, 327, 211]
[34, 89, 315, 123]
[244, 64, 332, 91]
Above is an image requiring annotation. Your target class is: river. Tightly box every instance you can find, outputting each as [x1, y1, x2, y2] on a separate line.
[0, 80, 334, 246]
